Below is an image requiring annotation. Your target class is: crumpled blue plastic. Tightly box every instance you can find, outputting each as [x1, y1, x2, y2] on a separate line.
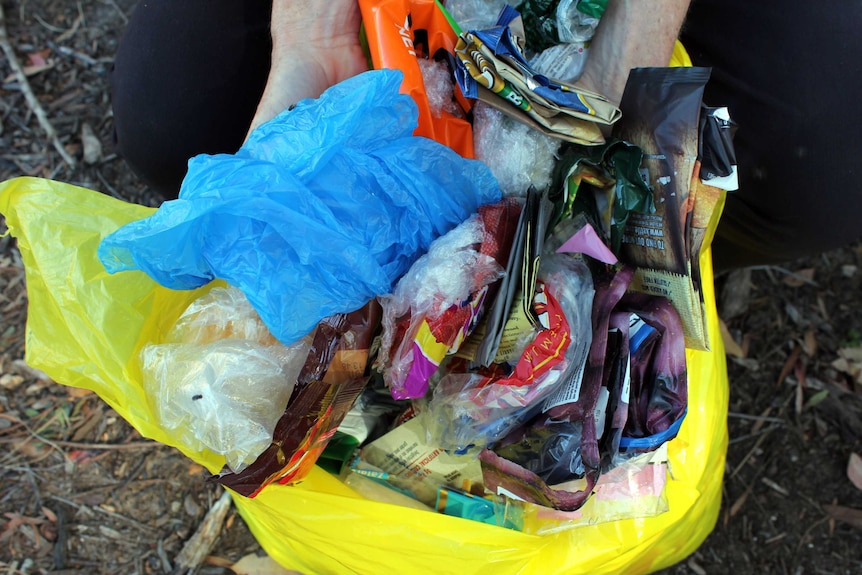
[455, 5, 593, 113]
[99, 69, 501, 345]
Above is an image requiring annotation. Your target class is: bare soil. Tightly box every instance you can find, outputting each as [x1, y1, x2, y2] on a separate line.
[1, 2, 861, 574]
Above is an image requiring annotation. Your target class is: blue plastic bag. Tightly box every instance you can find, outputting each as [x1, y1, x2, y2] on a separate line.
[99, 69, 501, 345]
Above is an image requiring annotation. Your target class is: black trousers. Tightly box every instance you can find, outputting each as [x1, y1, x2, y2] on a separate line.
[110, 1, 272, 196]
[111, 0, 862, 271]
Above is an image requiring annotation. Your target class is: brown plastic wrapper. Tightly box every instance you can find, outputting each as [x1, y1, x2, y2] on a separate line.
[215, 302, 381, 497]
[613, 66, 710, 275]
[613, 67, 730, 350]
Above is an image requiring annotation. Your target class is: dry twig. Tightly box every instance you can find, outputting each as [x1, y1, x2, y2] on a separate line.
[0, 436, 161, 451]
[0, 4, 77, 168]
[776, 344, 802, 389]
[103, 0, 129, 24]
[751, 265, 820, 287]
[727, 411, 785, 424]
[728, 423, 782, 447]
[170, 489, 233, 575]
[46, 494, 160, 535]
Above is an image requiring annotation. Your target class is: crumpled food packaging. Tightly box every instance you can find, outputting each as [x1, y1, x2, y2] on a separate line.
[98, 69, 501, 346]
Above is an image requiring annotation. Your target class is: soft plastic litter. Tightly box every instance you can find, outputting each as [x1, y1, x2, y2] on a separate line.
[98, 69, 501, 346]
[1, 166, 726, 574]
[140, 286, 310, 473]
[0, 39, 724, 575]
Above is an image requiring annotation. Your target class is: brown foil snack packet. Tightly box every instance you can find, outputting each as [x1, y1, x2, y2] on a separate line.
[613, 66, 710, 276]
[215, 302, 381, 497]
[613, 66, 725, 350]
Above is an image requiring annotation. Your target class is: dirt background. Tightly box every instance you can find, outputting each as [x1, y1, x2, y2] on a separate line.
[1, 1, 861, 574]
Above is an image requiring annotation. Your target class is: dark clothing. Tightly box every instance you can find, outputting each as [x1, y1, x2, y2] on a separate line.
[681, 1, 862, 269]
[110, 0, 862, 271]
[111, 1, 272, 196]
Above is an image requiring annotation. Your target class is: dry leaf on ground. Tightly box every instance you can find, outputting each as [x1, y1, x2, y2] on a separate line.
[848, 453, 862, 491]
[719, 318, 745, 358]
[230, 553, 303, 575]
[823, 504, 862, 530]
[81, 122, 102, 164]
[832, 347, 862, 385]
[782, 267, 816, 287]
[802, 329, 818, 357]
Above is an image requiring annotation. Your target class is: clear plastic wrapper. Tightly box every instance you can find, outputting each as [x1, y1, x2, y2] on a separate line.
[163, 284, 278, 345]
[495, 444, 670, 535]
[555, 0, 606, 43]
[473, 101, 562, 197]
[529, 41, 588, 85]
[215, 302, 381, 497]
[515, 0, 603, 53]
[141, 286, 310, 473]
[519, 0, 607, 83]
[343, 471, 436, 511]
[417, 57, 462, 118]
[377, 212, 507, 399]
[445, 0, 510, 32]
[425, 254, 594, 450]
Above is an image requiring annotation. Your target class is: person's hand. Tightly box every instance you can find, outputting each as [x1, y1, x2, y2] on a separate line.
[576, 0, 691, 106]
[246, 1, 368, 137]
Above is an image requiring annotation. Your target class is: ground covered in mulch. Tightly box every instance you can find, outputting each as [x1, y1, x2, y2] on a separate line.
[1, 1, 861, 574]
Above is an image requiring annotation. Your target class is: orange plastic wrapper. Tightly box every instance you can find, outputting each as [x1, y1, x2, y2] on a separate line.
[359, 0, 474, 158]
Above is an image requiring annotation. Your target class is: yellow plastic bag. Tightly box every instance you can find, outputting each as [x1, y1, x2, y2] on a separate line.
[0, 171, 727, 575]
